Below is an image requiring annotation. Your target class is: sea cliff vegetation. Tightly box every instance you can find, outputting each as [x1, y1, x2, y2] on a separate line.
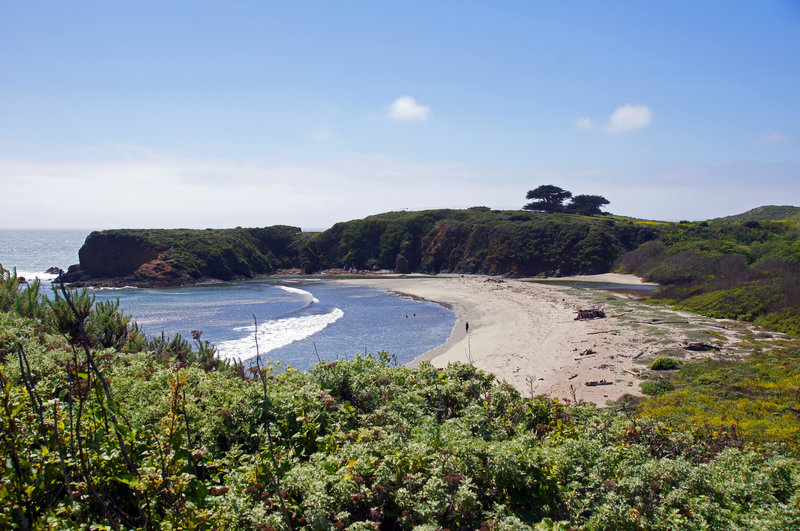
[1, 267, 799, 529]
[63, 205, 800, 335]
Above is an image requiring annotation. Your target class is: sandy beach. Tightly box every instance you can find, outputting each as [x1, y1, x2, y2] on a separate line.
[336, 274, 760, 405]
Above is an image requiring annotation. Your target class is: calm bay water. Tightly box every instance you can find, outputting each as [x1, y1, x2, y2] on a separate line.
[0, 229, 457, 368]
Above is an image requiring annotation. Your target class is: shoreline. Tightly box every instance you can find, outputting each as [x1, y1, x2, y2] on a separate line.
[336, 273, 657, 404]
[38, 267, 763, 405]
[334, 273, 767, 405]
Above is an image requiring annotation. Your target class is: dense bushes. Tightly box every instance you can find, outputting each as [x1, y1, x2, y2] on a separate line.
[66, 225, 303, 283]
[308, 210, 658, 276]
[620, 217, 800, 334]
[67, 210, 662, 283]
[650, 357, 681, 371]
[1, 268, 799, 529]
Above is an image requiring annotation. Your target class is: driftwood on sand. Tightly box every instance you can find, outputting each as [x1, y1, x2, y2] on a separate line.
[683, 342, 721, 351]
[584, 379, 613, 387]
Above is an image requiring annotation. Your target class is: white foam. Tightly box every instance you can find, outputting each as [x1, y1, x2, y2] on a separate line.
[12, 270, 60, 283]
[216, 307, 344, 361]
[277, 285, 319, 303]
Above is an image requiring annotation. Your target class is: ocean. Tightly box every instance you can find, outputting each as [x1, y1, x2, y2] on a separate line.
[0, 229, 457, 369]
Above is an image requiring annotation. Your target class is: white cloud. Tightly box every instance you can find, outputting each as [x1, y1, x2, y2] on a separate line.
[757, 130, 790, 145]
[386, 95, 430, 122]
[605, 104, 653, 133]
[577, 104, 653, 134]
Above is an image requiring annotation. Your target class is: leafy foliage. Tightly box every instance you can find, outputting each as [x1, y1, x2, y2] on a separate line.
[621, 218, 800, 334]
[638, 340, 800, 446]
[565, 194, 610, 216]
[66, 225, 302, 283]
[523, 185, 573, 213]
[1, 268, 799, 529]
[650, 357, 681, 370]
[309, 209, 656, 276]
[66, 208, 659, 283]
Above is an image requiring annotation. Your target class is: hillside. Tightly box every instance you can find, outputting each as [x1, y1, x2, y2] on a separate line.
[62, 209, 660, 284]
[712, 205, 800, 222]
[620, 217, 800, 334]
[60, 206, 800, 334]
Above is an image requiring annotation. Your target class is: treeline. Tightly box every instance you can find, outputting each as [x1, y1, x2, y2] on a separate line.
[1, 268, 798, 529]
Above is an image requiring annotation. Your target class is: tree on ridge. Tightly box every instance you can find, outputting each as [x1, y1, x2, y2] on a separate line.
[523, 185, 572, 213]
[565, 194, 610, 216]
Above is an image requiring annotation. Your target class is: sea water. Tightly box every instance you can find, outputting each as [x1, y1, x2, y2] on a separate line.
[0, 229, 457, 369]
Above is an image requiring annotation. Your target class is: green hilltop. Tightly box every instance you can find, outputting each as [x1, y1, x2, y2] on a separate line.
[712, 205, 800, 222]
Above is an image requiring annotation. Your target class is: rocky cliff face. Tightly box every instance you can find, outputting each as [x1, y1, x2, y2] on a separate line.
[61, 212, 659, 286]
[64, 226, 303, 286]
[79, 232, 160, 278]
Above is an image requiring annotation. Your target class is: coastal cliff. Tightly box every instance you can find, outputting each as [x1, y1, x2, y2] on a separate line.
[64, 210, 658, 285]
[61, 206, 800, 334]
[62, 225, 302, 286]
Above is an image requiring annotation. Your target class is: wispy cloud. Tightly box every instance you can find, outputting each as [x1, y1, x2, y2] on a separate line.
[757, 130, 790, 145]
[0, 149, 513, 229]
[577, 104, 653, 134]
[575, 117, 594, 131]
[386, 96, 430, 122]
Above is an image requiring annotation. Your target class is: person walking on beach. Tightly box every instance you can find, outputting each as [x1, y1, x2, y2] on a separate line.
[465, 322, 469, 333]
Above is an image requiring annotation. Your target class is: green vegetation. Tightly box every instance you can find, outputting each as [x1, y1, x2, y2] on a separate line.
[308, 209, 655, 276]
[650, 357, 681, 371]
[68, 209, 658, 282]
[522, 185, 610, 215]
[66, 225, 301, 283]
[638, 339, 800, 446]
[64, 204, 800, 337]
[2, 267, 799, 529]
[712, 205, 800, 223]
[640, 379, 676, 396]
[621, 216, 800, 334]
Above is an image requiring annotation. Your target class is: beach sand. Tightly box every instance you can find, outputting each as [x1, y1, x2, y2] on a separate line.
[336, 274, 759, 405]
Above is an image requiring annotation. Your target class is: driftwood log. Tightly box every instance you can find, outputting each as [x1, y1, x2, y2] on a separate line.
[585, 379, 613, 387]
[683, 342, 721, 352]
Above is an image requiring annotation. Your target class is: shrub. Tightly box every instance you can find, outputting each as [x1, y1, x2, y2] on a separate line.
[641, 379, 675, 396]
[650, 357, 681, 370]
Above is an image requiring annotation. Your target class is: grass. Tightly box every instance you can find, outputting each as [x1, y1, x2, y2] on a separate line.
[639, 340, 800, 445]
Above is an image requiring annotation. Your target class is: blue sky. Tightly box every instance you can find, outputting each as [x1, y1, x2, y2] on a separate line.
[2, 1, 798, 229]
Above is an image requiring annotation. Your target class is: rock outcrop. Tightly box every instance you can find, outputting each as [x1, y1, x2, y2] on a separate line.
[64, 226, 303, 287]
[79, 232, 160, 278]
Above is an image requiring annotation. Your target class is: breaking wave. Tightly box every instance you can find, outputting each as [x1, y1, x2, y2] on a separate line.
[215, 307, 344, 361]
